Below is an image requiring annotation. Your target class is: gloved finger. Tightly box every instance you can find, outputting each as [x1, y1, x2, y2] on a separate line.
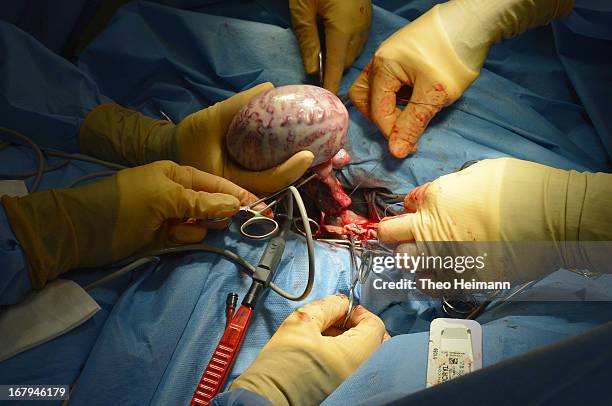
[173, 188, 240, 220]
[217, 82, 275, 124]
[185, 83, 274, 143]
[324, 28, 351, 93]
[285, 294, 349, 333]
[332, 305, 386, 352]
[348, 61, 373, 120]
[388, 78, 450, 158]
[370, 58, 404, 138]
[290, 0, 321, 74]
[344, 30, 368, 69]
[226, 150, 315, 195]
[168, 164, 260, 207]
[404, 182, 432, 213]
[378, 214, 418, 244]
[168, 221, 208, 244]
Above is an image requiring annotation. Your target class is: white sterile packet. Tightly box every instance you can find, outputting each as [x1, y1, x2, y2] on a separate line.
[0, 279, 100, 362]
[426, 318, 482, 387]
[0, 180, 29, 197]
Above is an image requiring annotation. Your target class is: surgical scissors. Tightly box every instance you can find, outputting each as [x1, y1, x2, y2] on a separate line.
[202, 173, 317, 240]
[339, 236, 388, 327]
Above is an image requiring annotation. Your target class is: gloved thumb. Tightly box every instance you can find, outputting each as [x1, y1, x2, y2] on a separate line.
[185, 83, 274, 131]
[388, 77, 449, 158]
[348, 60, 373, 120]
[379, 182, 434, 243]
[290, 0, 321, 74]
[378, 213, 418, 244]
[173, 189, 240, 221]
[332, 305, 386, 362]
[167, 163, 260, 207]
[216, 82, 275, 124]
[227, 150, 315, 195]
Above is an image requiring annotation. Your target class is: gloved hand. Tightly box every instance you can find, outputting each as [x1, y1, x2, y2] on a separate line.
[230, 294, 389, 406]
[79, 83, 314, 195]
[1, 161, 259, 290]
[290, 0, 372, 93]
[377, 158, 612, 292]
[349, 0, 574, 158]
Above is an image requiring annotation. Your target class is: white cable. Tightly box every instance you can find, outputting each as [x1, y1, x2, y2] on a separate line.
[42, 149, 127, 170]
[0, 126, 45, 192]
[86, 188, 317, 302]
[0, 127, 127, 194]
[0, 159, 69, 179]
[269, 185, 315, 301]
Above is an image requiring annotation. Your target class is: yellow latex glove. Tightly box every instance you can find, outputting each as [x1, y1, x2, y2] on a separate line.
[377, 158, 612, 291]
[230, 295, 388, 406]
[349, 0, 574, 158]
[1, 161, 259, 290]
[290, 0, 372, 93]
[79, 83, 314, 195]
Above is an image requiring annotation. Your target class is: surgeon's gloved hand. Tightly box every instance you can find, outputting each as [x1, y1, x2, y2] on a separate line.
[349, 0, 574, 158]
[1, 161, 258, 290]
[290, 0, 372, 93]
[79, 83, 314, 195]
[230, 295, 389, 406]
[377, 158, 612, 294]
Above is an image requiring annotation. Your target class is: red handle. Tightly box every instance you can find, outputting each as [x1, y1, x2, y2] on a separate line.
[190, 305, 253, 406]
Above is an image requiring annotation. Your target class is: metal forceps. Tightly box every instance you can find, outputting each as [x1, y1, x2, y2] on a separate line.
[341, 234, 378, 327]
[343, 234, 360, 327]
[202, 173, 317, 240]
